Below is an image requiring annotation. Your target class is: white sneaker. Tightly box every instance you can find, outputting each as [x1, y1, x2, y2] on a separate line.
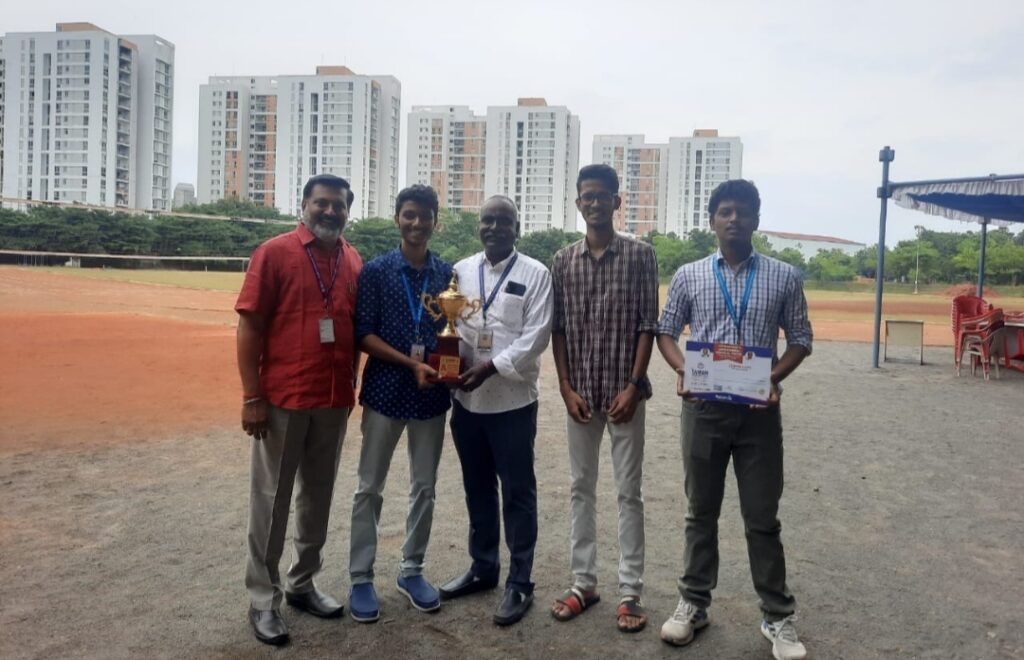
[660, 597, 708, 646]
[761, 615, 808, 660]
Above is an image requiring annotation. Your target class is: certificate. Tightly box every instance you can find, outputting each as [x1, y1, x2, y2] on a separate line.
[683, 341, 772, 405]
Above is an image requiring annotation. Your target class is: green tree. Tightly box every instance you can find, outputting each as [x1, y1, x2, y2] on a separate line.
[807, 249, 856, 281]
[344, 218, 398, 262]
[518, 229, 583, 268]
[775, 247, 806, 271]
[181, 197, 288, 220]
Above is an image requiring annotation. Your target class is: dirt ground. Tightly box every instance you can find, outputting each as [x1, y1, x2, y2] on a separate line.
[1, 267, 1023, 659]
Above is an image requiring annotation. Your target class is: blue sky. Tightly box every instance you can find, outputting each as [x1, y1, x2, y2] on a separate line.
[8, 0, 1023, 244]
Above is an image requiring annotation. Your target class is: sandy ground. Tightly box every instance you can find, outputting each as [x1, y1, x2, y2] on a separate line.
[1, 267, 1023, 659]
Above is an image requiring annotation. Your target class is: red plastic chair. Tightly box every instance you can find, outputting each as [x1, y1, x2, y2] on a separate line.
[957, 307, 1004, 380]
[951, 295, 994, 368]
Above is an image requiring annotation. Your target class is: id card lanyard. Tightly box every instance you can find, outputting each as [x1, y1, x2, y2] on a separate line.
[401, 270, 429, 343]
[305, 245, 343, 343]
[478, 253, 518, 324]
[713, 254, 757, 343]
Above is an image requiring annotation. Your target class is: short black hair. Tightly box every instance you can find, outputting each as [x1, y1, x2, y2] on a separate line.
[302, 174, 354, 207]
[394, 184, 440, 219]
[576, 163, 619, 194]
[708, 179, 761, 218]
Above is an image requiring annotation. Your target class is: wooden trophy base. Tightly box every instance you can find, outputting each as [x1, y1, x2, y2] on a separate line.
[427, 335, 463, 383]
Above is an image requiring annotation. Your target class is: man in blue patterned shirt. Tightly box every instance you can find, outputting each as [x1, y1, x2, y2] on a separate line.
[348, 185, 453, 623]
[655, 180, 812, 660]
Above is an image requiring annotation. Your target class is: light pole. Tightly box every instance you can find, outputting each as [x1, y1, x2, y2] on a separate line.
[913, 225, 924, 294]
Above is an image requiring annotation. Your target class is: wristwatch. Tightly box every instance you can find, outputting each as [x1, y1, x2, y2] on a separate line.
[627, 375, 650, 389]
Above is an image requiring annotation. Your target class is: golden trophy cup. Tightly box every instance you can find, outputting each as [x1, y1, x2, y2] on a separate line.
[420, 274, 482, 382]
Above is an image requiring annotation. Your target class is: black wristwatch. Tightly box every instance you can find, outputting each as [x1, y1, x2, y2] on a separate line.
[627, 375, 649, 389]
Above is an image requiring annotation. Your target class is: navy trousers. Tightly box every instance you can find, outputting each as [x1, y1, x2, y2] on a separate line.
[449, 399, 538, 594]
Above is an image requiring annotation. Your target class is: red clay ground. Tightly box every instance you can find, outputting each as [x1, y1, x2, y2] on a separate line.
[0, 267, 964, 450]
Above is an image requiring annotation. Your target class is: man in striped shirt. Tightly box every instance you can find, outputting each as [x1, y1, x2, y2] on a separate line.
[550, 164, 660, 633]
[655, 180, 812, 660]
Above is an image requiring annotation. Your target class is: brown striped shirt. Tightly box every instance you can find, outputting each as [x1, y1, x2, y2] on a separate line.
[552, 233, 660, 411]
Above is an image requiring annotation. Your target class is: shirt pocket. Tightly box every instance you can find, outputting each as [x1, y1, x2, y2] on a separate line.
[494, 294, 525, 332]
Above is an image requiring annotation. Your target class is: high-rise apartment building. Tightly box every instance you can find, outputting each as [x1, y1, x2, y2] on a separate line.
[592, 134, 668, 236]
[664, 130, 742, 236]
[0, 23, 174, 210]
[407, 98, 580, 233]
[407, 105, 486, 214]
[593, 129, 742, 237]
[197, 66, 401, 220]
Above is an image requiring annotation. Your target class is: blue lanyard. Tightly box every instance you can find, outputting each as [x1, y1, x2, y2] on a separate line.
[401, 270, 429, 341]
[304, 246, 342, 312]
[478, 253, 518, 322]
[713, 254, 758, 335]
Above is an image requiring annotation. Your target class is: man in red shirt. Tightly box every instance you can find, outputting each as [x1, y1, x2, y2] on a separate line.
[235, 174, 363, 646]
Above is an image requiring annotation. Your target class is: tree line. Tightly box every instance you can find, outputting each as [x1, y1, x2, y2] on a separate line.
[1, 199, 1021, 284]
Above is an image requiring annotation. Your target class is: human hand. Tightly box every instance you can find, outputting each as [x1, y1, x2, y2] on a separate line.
[242, 400, 269, 440]
[413, 361, 440, 389]
[559, 381, 592, 424]
[607, 385, 641, 424]
[675, 367, 696, 400]
[749, 382, 780, 409]
[458, 360, 497, 392]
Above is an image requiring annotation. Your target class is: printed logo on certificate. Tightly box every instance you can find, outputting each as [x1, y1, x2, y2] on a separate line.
[684, 341, 772, 405]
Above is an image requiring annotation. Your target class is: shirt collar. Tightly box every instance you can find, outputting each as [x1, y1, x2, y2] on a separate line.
[578, 232, 621, 258]
[393, 245, 438, 274]
[480, 248, 518, 270]
[714, 248, 758, 272]
[296, 222, 344, 251]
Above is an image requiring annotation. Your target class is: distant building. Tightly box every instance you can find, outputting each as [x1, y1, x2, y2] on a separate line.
[408, 98, 580, 233]
[0, 23, 175, 210]
[592, 135, 667, 236]
[172, 182, 195, 209]
[197, 66, 401, 219]
[594, 129, 742, 237]
[406, 105, 487, 214]
[758, 230, 865, 259]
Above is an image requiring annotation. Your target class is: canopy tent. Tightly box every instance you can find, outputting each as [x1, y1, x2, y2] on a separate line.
[871, 146, 1024, 367]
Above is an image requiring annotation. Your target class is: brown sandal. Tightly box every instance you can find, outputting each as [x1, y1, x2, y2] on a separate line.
[551, 587, 601, 621]
[616, 596, 647, 633]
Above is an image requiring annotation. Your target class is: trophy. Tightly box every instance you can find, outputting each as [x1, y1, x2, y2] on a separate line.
[420, 275, 481, 382]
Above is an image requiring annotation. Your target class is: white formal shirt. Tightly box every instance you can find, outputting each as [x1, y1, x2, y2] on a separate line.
[453, 249, 554, 414]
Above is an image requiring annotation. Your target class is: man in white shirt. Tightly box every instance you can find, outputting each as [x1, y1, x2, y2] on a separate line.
[438, 195, 554, 627]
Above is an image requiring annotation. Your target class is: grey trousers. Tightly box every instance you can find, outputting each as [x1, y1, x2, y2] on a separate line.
[349, 406, 446, 584]
[566, 401, 646, 597]
[246, 405, 348, 611]
[678, 399, 796, 619]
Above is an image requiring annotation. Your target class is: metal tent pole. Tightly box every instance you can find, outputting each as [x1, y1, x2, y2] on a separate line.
[872, 146, 895, 368]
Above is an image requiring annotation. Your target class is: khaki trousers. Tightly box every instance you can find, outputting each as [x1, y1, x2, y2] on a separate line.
[245, 404, 348, 611]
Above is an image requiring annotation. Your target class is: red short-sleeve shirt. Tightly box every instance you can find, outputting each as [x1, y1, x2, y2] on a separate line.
[235, 223, 363, 409]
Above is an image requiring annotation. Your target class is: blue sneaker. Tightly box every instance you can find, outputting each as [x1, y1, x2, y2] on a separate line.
[349, 583, 380, 623]
[396, 575, 441, 612]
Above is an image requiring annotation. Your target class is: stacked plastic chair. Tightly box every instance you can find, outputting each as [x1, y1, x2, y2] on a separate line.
[951, 295, 1004, 380]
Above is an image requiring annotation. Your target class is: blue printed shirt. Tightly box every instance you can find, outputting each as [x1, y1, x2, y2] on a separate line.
[356, 247, 453, 419]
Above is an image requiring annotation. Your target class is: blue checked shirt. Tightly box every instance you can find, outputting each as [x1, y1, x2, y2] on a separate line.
[657, 250, 812, 357]
[355, 248, 453, 420]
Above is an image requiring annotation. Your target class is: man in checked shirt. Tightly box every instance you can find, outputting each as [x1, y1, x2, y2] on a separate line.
[656, 179, 812, 660]
[549, 164, 659, 633]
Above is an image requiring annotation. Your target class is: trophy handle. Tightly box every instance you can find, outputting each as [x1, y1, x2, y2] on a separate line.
[460, 299, 482, 322]
[420, 293, 445, 321]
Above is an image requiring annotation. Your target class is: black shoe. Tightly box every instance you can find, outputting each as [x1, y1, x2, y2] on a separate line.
[249, 607, 289, 645]
[494, 587, 533, 626]
[439, 570, 498, 600]
[285, 588, 345, 618]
